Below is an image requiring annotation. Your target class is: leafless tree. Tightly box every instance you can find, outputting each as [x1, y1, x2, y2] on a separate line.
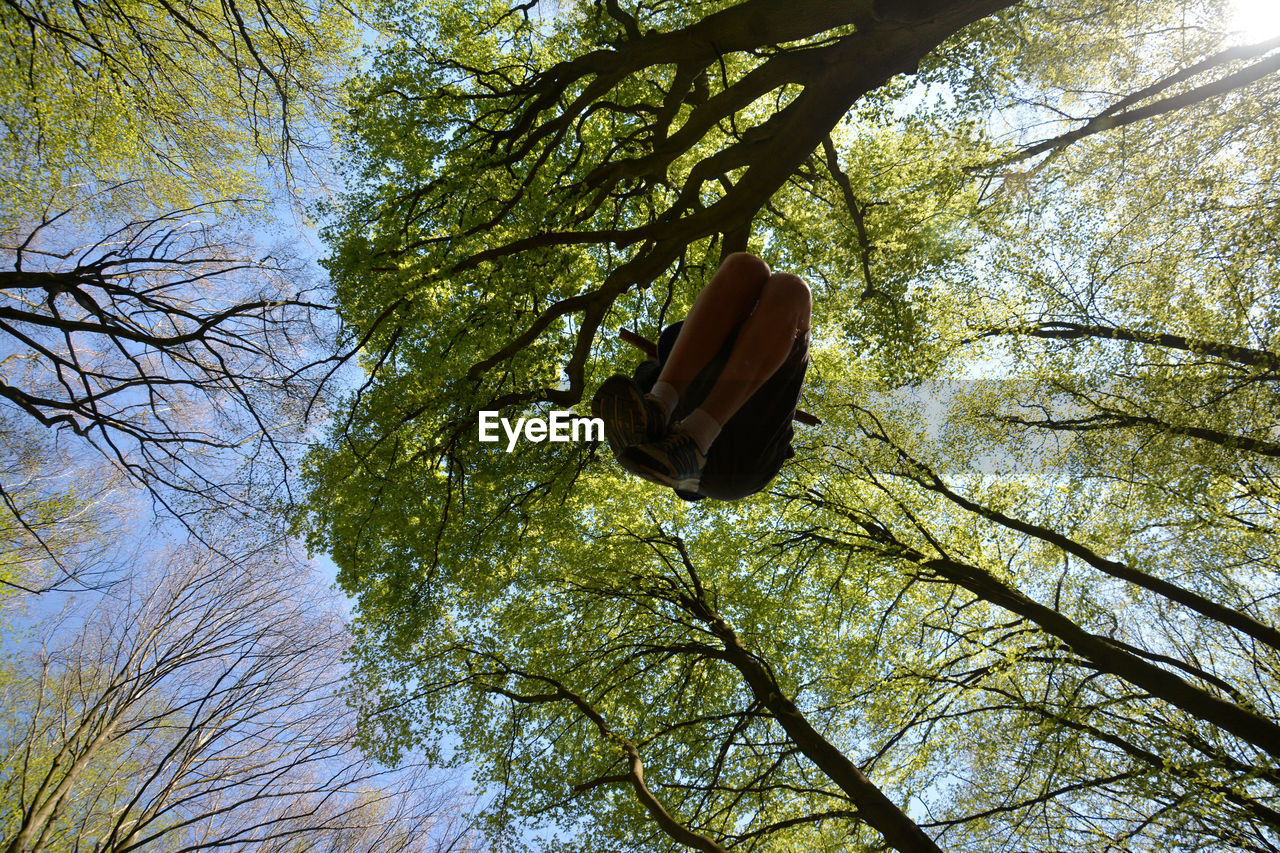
[0, 185, 363, 523]
[0, 533, 481, 853]
[0, 410, 130, 595]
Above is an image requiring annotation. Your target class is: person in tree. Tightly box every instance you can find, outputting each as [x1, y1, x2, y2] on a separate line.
[592, 252, 812, 501]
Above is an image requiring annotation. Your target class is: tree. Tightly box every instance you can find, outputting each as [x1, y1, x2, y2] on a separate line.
[0, 1, 488, 848]
[0, 412, 125, 596]
[0, 0, 367, 527]
[0, 0, 357, 217]
[301, 0, 1280, 850]
[0, 531, 482, 853]
[1, 186, 344, 520]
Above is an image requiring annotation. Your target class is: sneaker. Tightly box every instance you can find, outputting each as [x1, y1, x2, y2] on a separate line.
[591, 374, 666, 458]
[619, 429, 706, 493]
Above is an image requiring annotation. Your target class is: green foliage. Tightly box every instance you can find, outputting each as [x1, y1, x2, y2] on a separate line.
[0, 0, 359, 223]
[303, 0, 1280, 849]
[0, 0, 368, 523]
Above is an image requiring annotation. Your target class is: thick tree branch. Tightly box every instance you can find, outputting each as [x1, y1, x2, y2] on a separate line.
[836, 518, 1280, 760]
[821, 135, 881, 300]
[987, 37, 1280, 168]
[853, 409, 1280, 653]
[980, 320, 1280, 372]
[460, 0, 1019, 405]
[480, 666, 731, 853]
[650, 536, 943, 853]
[1002, 411, 1280, 458]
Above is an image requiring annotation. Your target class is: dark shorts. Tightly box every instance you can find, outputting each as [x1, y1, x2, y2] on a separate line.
[633, 321, 809, 501]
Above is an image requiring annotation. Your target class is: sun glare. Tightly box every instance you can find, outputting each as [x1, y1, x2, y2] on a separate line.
[1228, 0, 1280, 42]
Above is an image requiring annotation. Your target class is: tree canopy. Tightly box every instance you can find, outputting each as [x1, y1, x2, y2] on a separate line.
[301, 0, 1280, 850]
[0, 0, 485, 850]
[1, 0, 357, 216]
[0, 0, 364, 521]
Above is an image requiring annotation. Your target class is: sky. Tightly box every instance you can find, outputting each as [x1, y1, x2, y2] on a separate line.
[1229, 0, 1280, 39]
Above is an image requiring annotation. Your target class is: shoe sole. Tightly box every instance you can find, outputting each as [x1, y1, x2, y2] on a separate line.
[591, 375, 651, 457]
[618, 444, 702, 493]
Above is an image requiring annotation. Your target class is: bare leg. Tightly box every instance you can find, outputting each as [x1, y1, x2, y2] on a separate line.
[617, 260, 810, 492]
[697, 272, 811, 425]
[656, 252, 771, 395]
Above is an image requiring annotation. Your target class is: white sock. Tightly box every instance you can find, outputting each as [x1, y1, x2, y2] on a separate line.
[677, 408, 721, 455]
[646, 381, 678, 424]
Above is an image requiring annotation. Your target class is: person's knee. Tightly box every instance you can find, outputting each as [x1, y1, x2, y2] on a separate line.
[762, 272, 811, 325]
[718, 252, 771, 283]
[766, 272, 810, 301]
